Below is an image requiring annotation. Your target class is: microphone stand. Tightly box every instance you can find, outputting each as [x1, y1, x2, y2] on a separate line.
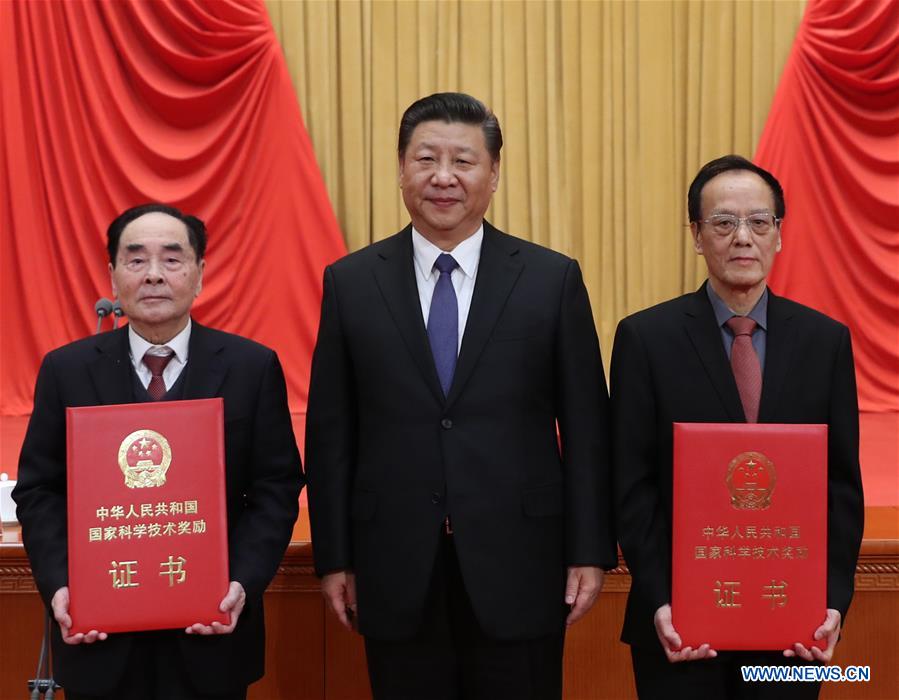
[28, 611, 59, 699]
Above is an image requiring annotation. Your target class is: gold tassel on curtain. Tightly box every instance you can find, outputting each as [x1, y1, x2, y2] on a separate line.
[264, 0, 805, 367]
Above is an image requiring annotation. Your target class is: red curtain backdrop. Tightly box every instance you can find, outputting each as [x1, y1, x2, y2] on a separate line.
[0, 0, 346, 456]
[755, 0, 899, 414]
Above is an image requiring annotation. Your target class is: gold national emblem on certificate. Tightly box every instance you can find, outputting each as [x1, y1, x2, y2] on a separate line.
[726, 451, 776, 510]
[117, 430, 172, 488]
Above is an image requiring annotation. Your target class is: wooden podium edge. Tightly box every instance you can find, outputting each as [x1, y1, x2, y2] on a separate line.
[3, 530, 897, 595]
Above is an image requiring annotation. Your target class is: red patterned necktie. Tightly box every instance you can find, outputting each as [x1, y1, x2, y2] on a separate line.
[726, 316, 761, 423]
[143, 351, 174, 401]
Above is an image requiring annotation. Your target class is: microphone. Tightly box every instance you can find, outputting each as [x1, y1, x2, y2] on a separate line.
[94, 298, 113, 335]
[111, 299, 124, 329]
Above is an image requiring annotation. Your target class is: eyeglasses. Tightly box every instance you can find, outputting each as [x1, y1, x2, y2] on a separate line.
[699, 213, 781, 237]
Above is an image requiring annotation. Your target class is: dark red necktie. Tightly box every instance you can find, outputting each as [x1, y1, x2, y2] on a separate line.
[726, 316, 761, 423]
[143, 352, 174, 401]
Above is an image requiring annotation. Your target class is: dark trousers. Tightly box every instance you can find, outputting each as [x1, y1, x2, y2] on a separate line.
[364, 533, 566, 700]
[63, 631, 247, 700]
[630, 643, 822, 700]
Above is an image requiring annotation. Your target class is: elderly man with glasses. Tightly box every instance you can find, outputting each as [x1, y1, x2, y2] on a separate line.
[610, 155, 863, 700]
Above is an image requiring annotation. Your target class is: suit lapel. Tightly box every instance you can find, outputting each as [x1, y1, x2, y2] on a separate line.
[446, 223, 523, 408]
[182, 321, 228, 399]
[372, 227, 446, 404]
[88, 322, 228, 404]
[758, 291, 794, 422]
[87, 327, 134, 405]
[684, 284, 745, 421]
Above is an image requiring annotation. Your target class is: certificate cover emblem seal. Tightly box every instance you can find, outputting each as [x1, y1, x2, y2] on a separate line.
[726, 451, 776, 510]
[117, 430, 172, 488]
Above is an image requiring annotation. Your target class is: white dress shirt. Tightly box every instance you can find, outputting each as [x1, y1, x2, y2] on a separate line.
[412, 226, 483, 353]
[128, 319, 191, 390]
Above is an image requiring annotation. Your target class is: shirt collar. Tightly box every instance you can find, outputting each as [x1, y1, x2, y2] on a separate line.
[706, 283, 768, 331]
[128, 318, 192, 364]
[412, 224, 483, 280]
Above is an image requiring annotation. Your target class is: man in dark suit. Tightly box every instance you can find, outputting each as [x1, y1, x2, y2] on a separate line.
[611, 155, 864, 699]
[13, 203, 303, 700]
[305, 92, 615, 699]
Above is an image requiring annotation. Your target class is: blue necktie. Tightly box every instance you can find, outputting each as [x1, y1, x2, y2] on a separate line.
[428, 253, 459, 396]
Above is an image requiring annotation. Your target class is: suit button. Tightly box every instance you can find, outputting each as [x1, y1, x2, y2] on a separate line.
[441, 418, 453, 429]
[431, 492, 442, 504]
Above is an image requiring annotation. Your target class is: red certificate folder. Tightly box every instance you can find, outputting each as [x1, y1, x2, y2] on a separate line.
[672, 423, 827, 650]
[66, 398, 229, 634]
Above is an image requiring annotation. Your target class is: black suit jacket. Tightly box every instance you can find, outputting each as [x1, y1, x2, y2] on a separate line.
[305, 222, 616, 640]
[13, 321, 302, 695]
[610, 283, 864, 648]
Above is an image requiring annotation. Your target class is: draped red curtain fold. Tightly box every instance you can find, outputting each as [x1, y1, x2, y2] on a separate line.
[755, 0, 899, 414]
[0, 0, 346, 438]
